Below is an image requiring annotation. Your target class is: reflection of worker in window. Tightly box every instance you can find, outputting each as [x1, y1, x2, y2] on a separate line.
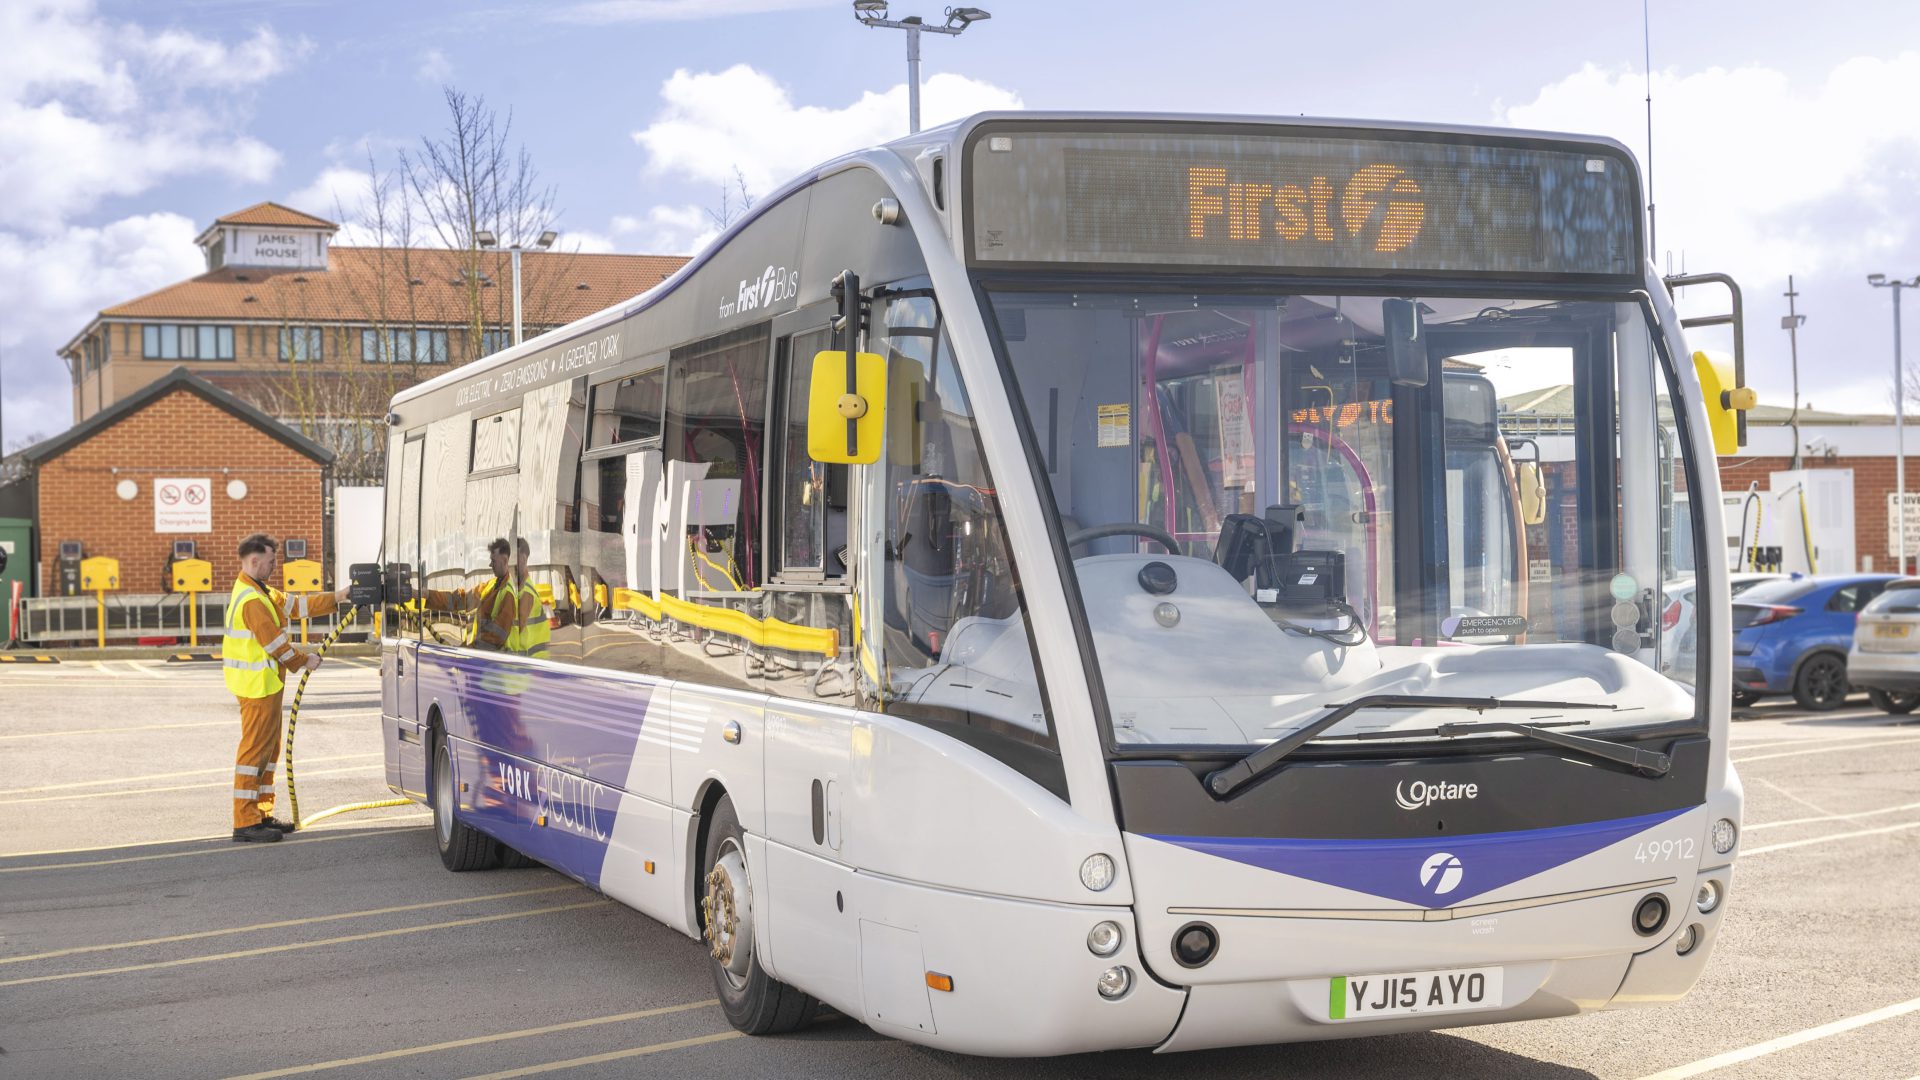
[514, 537, 551, 659]
[420, 537, 516, 650]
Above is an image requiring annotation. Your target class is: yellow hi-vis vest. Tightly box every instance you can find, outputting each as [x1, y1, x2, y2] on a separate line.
[465, 577, 519, 650]
[518, 586, 551, 659]
[222, 577, 285, 698]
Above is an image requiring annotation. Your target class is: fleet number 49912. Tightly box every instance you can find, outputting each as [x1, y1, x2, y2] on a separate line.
[1633, 838, 1696, 863]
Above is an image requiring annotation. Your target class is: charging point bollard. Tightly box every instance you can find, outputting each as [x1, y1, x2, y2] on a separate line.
[169, 558, 213, 647]
[281, 558, 324, 643]
[79, 556, 120, 648]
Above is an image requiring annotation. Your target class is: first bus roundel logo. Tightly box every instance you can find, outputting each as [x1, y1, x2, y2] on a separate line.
[1420, 852, 1465, 896]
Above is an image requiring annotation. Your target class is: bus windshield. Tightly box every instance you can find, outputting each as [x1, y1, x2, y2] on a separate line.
[986, 287, 1700, 748]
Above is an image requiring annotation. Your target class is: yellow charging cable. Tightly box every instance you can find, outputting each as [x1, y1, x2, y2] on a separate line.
[284, 604, 413, 830]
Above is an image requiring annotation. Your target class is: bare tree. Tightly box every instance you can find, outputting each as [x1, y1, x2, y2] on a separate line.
[706, 167, 756, 232]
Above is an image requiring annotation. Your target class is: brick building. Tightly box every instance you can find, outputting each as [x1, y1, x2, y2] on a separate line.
[18, 367, 333, 596]
[57, 201, 687, 484]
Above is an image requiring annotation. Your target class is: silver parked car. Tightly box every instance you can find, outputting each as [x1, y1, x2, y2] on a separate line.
[1846, 578, 1920, 714]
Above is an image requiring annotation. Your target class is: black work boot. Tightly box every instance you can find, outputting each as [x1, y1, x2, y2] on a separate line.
[258, 816, 297, 834]
[232, 823, 284, 843]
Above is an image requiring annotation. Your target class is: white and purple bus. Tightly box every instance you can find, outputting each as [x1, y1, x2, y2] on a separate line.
[374, 112, 1747, 1055]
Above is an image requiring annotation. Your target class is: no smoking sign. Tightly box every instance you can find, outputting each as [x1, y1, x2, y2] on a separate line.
[154, 477, 212, 534]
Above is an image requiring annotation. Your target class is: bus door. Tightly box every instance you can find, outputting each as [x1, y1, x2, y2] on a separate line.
[384, 433, 428, 798]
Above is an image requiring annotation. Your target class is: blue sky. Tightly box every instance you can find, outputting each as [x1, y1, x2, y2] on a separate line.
[4, 0, 1918, 447]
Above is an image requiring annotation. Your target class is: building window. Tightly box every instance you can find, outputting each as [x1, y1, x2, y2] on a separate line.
[279, 326, 323, 363]
[360, 328, 449, 364]
[142, 324, 235, 360]
[481, 329, 511, 356]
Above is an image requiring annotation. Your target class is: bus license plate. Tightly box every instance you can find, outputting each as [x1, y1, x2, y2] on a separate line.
[1326, 967, 1503, 1021]
[1876, 624, 1911, 638]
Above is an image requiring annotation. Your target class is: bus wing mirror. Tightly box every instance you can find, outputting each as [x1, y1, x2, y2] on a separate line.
[1693, 350, 1754, 456]
[1516, 462, 1547, 526]
[1382, 298, 1429, 388]
[808, 349, 887, 464]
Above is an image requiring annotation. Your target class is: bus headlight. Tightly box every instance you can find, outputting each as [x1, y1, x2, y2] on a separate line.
[1087, 920, 1123, 957]
[1096, 965, 1133, 999]
[1675, 923, 1702, 956]
[1080, 853, 1116, 892]
[1711, 818, 1737, 854]
[1695, 879, 1723, 914]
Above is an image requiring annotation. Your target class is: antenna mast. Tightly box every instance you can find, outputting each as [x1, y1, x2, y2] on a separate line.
[1644, 0, 1657, 258]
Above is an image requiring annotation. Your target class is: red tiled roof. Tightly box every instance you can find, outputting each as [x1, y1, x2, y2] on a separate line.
[213, 202, 339, 230]
[98, 247, 690, 325]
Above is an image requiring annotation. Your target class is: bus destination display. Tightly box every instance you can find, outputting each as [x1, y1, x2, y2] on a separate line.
[967, 127, 1641, 277]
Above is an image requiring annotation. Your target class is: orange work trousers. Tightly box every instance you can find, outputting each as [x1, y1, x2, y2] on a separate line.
[232, 690, 284, 828]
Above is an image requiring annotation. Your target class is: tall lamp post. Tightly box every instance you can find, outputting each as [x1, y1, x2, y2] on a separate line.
[476, 229, 558, 346]
[1870, 272, 1920, 575]
[852, 2, 991, 134]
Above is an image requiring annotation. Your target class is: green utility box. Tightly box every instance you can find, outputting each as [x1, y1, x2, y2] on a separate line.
[0, 517, 33, 598]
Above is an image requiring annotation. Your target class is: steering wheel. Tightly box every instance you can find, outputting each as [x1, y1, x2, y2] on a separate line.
[1066, 522, 1182, 556]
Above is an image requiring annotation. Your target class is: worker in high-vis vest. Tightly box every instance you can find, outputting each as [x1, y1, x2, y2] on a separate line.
[512, 537, 551, 660]
[224, 532, 349, 843]
[420, 538, 516, 650]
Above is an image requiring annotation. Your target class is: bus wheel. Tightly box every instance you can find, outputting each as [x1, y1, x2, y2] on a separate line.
[1793, 654, 1850, 712]
[700, 796, 815, 1034]
[433, 732, 499, 872]
[1867, 688, 1920, 715]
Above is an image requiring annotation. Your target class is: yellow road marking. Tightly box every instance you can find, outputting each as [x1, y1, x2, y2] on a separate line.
[216, 1000, 719, 1080]
[0, 752, 383, 794]
[1748, 798, 1920, 832]
[0, 821, 428, 874]
[1634, 993, 1920, 1078]
[0, 720, 233, 741]
[0, 764, 383, 805]
[456, 1030, 745, 1080]
[1731, 735, 1920, 764]
[0, 884, 579, 965]
[0, 898, 610, 988]
[0, 808, 426, 857]
[1744, 819, 1920, 856]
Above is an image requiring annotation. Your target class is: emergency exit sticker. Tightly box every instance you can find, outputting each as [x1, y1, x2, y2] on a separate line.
[1097, 403, 1131, 447]
[155, 477, 213, 534]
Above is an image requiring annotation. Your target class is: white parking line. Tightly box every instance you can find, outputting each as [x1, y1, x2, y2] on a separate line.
[1732, 735, 1920, 764]
[0, 752, 383, 795]
[0, 764, 384, 805]
[1744, 819, 1920, 856]
[1730, 729, 1910, 751]
[1748, 798, 1920, 832]
[1633, 993, 1920, 1078]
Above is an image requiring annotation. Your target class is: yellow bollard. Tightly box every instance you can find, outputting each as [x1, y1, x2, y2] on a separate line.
[281, 559, 324, 644]
[80, 556, 120, 649]
[170, 558, 213, 647]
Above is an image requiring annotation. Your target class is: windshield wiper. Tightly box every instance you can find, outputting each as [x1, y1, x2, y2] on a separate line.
[1204, 695, 1626, 799]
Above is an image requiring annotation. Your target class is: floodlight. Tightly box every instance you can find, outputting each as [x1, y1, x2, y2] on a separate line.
[535, 230, 558, 249]
[475, 230, 498, 248]
[853, 0, 888, 11]
[1869, 273, 1888, 285]
[947, 6, 990, 24]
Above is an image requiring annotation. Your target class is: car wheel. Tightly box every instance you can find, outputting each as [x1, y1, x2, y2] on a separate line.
[1867, 688, 1920, 715]
[700, 794, 816, 1034]
[1731, 690, 1760, 708]
[433, 731, 499, 872]
[1793, 654, 1850, 712]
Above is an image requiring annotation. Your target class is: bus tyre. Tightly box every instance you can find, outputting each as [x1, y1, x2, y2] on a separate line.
[1867, 688, 1920, 715]
[496, 843, 540, 869]
[701, 796, 815, 1034]
[433, 732, 499, 872]
[1793, 654, 1850, 712]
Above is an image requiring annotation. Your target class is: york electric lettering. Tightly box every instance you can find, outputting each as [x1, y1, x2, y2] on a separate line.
[496, 757, 607, 841]
[1187, 163, 1425, 253]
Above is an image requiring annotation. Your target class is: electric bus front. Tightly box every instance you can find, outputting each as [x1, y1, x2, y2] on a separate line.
[962, 119, 1739, 1048]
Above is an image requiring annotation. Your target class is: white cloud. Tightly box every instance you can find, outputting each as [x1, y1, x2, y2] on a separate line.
[562, 230, 618, 254]
[1499, 53, 1920, 415]
[417, 47, 453, 85]
[612, 204, 719, 256]
[0, 0, 303, 442]
[633, 64, 1022, 195]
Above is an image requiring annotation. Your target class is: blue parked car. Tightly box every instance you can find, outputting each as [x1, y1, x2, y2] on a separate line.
[1731, 573, 1899, 710]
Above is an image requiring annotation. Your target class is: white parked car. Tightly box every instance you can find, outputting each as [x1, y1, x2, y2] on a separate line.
[1661, 572, 1787, 688]
[1846, 578, 1920, 714]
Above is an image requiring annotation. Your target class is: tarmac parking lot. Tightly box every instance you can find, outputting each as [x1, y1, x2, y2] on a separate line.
[3, 660, 1919, 1079]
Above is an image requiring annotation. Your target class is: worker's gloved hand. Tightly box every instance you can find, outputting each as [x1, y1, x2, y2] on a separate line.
[303, 653, 323, 673]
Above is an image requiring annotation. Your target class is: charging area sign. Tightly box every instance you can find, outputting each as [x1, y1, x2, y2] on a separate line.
[156, 477, 213, 533]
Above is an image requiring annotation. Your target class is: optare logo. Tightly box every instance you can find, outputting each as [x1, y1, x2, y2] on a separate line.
[1420, 851, 1465, 896]
[1395, 778, 1479, 811]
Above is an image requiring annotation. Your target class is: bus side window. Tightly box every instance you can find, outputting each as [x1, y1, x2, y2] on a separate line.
[663, 325, 771, 595]
[866, 295, 1067, 800]
[774, 326, 846, 581]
